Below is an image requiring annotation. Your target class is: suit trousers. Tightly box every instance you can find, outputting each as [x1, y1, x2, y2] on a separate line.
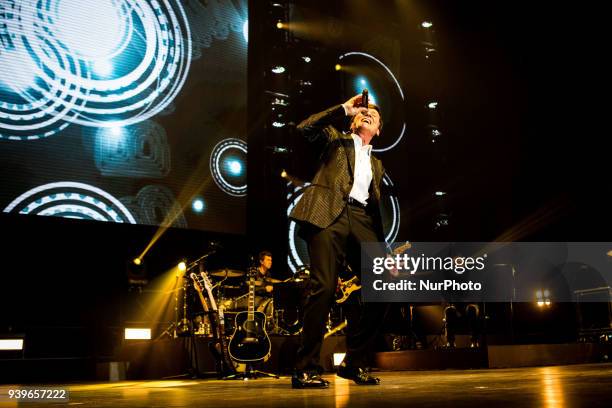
[295, 204, 389, 371]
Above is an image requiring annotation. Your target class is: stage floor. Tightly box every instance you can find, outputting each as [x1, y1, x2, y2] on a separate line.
[2, 363, 611, 407]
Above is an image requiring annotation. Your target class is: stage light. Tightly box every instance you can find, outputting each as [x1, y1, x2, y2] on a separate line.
[281, 170, 288, 178]
[272, 121, 286, 128]
[435, 191, 447, 196]
[271, 66, 286, 74]
[335, 64, 342, 71]
[226, 159, 243, 176]
[421, 21, 433, 28]
[192, 198, 205, 213]
[302, 56, 311, 63]
[536, 290, 543, 299]
[607, 250, 612, 257]
[133, 258, 142, 266]
[428, 102, 438, 109]
[272, 97, 289, 106]
[276, 21, 284, 29]
[435, 213, 449, 229]
[537, 301, 545, 307]
[124, 328, 151, 340]
[543, 289, 550, 297]
[178, 262, 187, 272]
[333, 352, 346, 367]
[0, 339, 24, 350]
[545, 300, 551, 306]
[243, 20, 249, 42]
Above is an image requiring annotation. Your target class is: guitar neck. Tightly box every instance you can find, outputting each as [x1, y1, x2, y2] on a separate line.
[247, 282, 255, 321]
[205, 287, 218, 311]
[196, 290, 210, 312]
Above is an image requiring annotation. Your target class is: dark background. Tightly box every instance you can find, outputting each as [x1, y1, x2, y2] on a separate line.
[1, 0, 609, 379]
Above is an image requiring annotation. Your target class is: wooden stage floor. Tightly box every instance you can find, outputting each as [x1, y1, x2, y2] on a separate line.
[1, 363, 611, 407]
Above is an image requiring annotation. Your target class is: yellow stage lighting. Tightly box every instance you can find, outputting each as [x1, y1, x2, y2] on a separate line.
[178, 261, 187, 272]
[276, 21, 283, 29]
[133, 258, 142, 266]
[0, 339, 24, 350]
[124, 328, 151, 340]
[335, 64, 342, 71]
[333, 352, 346, 367]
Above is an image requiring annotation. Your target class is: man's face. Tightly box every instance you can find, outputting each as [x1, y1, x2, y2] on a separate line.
[261, 256, 272, 270]
[351, 108, 381, 137]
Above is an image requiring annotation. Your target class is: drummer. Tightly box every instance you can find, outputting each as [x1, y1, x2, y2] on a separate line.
[255, 251, 275, 297]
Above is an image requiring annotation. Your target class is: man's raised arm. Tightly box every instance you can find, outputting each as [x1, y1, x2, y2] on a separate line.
[296, 94, 368, 142]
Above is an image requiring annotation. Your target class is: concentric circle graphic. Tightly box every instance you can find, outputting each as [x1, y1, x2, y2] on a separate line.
[0, 0, 192, 141]
[3, 181, 137, 223]
[210, 138, 247, 197]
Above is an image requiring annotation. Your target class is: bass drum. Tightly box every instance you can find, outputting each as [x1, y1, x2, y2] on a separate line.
[256, 298, 276, 333]
[276, 307, 302, 335]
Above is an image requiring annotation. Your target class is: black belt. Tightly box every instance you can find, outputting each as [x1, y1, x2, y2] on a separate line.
[347, 197, 367, 209]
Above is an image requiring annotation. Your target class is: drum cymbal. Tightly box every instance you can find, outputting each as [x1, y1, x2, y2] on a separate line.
[252, 278, 283, 286]
[210, 268, 245, 278]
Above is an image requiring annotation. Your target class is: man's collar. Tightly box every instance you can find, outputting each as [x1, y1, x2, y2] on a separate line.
[351, 133, 372, 155]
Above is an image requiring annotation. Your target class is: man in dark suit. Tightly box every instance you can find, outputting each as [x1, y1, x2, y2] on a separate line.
[290, 94, 390, 388]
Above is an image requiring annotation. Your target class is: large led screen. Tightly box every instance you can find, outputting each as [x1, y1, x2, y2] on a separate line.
[0, 0, 248, 233]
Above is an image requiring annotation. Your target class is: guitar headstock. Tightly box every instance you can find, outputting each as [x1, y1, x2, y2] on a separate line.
[199, 272, 214, 294]
[190, 272, 204, 293]
[199, 272, 218, 311]
[247, 267, 259, 282]
[393, 241, 412, 255]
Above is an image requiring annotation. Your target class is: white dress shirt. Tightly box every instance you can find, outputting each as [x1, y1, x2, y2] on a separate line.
[348, 133, 373, 205]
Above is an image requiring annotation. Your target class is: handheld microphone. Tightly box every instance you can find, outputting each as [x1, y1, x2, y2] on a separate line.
[361, 89, 369, 108]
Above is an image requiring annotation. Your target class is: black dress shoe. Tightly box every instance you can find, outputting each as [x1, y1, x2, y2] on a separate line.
[291, 371, 330, 389]
[336, 365, 380, 385]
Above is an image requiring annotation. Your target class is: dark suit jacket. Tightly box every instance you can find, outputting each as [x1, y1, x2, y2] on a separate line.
[289, 105, 386, 241]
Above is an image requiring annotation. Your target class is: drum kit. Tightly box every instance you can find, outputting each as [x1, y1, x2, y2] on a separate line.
[187, 266, 309, 337]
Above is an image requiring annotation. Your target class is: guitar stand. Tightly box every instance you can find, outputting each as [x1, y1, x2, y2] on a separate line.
[224, 363, 279, 380]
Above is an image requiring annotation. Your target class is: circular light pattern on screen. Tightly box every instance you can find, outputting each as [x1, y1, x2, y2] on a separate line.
[338, 52, 406, 152]
[3, 181, 137, 223]
[287, 183, 311, 273]
[286, 177, 401, 273]
[210, 138, 247, 197]
[381, 174, 400, 244]
[192, 197, 205, 213]
[0, 0, 192, 141]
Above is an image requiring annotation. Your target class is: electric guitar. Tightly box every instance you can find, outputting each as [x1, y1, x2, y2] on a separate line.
[336, 241, 412, 304]
[190, 271, 236, 377]
[228, 268, 271, 363]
